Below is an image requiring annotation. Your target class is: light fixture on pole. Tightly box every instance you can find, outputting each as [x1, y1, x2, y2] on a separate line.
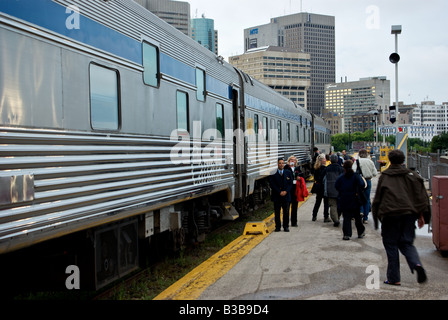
[390, 25, 402, 129]
[390, 25, 408, 166]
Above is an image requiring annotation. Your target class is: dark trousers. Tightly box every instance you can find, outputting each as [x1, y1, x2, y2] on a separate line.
[342, 209, 365, 237]
[381, 214, 422, 283]
[274, 198, 290, 230]
[290, 185, 298, 226]
[312, 193, 329, 219]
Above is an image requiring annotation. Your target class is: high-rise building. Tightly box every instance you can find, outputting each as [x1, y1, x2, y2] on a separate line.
[412, 101, 448, 140]
[325, 77, 390, 133]
[191, 15, 218, 55]
[229, 46, 311, 107]
[134, 0, 190, 36]
[244, 13, 335, 115]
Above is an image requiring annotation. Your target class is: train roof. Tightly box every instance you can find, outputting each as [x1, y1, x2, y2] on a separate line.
[22, 0, 238, 84]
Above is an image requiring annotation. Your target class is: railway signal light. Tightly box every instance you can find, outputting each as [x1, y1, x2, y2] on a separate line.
[389, 53, 400, 64]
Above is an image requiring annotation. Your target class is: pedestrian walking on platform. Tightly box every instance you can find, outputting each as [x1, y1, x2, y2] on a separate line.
[323, 154, 344, 227]
[372, 149, 430, 285]
[335, 160, 366, 240]
[269, 158, 293, 232]
[311, 154, 330, 222]
[353, 149, 377, 223]
[285, 156, 303, 227]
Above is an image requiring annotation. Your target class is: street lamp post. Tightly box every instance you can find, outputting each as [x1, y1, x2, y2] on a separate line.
[390, 25, 408, 167]
[390, 25, 402, 131]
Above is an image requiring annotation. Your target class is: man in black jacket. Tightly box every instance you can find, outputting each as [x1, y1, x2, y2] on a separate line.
[269, 158, 293, 232]
[323, 154, 344, 226]
[372, 150, 430, 285]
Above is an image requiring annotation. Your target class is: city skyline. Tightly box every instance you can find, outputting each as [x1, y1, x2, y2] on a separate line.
[187, 0, 448, 106]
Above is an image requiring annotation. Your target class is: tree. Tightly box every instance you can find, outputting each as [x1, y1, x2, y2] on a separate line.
[331, 133, 350, 152]
[430, 132, 448, 152]
[331, 129, 377, 152]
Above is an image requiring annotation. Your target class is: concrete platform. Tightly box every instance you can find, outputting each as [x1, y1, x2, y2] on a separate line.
[197, 176, 448, 300]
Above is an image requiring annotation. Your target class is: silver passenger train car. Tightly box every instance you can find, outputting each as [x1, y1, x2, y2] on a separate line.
[0, 0, 330, 289]
[313, 115, 332, 156]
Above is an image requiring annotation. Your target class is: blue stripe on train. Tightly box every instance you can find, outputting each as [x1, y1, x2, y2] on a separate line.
[0, 0, 232, 99]
[0, 0, 142, 64]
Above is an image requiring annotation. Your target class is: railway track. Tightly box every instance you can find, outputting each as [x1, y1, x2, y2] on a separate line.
[94, 203, 274, 300]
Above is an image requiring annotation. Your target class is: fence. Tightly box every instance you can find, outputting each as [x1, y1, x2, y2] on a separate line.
[408, 151, 448, 190]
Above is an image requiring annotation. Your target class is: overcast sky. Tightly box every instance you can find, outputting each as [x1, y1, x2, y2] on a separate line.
[187, 0, 448, 105]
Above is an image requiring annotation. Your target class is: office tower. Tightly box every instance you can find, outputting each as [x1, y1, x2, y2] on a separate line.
[191, 15, 218, 54]
[229, 46, 311, 107]
[134, 0, 190, 36]
[412, 101, 448, 140]
[244, 13, 335, 115]
[325, 77, 390, 133]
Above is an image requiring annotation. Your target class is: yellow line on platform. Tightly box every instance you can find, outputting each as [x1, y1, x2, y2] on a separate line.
[153, 191, 312, 300]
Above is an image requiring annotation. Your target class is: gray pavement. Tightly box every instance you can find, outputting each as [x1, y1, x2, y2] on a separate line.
[199, 176, 448, 300]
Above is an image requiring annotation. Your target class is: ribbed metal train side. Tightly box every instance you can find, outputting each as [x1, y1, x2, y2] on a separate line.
[241, 76, 314, 198]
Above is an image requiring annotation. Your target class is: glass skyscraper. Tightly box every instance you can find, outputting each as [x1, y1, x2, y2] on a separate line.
[191, 16, 217, 54]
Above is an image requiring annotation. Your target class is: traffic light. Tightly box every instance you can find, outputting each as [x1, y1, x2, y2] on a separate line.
[389, 53, 400, 64]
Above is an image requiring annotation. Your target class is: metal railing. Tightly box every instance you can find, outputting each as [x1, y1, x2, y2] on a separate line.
[408, 151, 448, 190]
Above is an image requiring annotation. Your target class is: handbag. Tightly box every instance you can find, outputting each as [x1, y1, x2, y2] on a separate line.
[356, 159, 367, 190]
[355, 174, 368, 205]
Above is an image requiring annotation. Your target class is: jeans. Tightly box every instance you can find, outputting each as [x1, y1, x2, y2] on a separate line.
[381, 214, 422, 283]
[360, 179, 372, 221]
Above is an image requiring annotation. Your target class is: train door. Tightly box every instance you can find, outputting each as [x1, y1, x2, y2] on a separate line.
[311, 113, 316, 155]
[232, 87, 244, 207]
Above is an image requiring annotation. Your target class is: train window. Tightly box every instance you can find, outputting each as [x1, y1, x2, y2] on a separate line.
[216, 103, 224, 138]
[196, 68, 206, 101]
[90, 63, 120, 131]
[254, 114, 259, 135]
[263, 117, 268, 141]
[277, 120, 282, 142]
[142, 42, 159, 87]
[296, 125, 300, 142]
[176, 91, 189, 132]
[286, 123, 291, 142]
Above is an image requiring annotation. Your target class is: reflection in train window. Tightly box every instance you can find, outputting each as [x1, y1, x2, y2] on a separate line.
[196, 68, 206, 101]
[254, 114, 259, 135]
[263, 117, 269, 141]
[90, 63, 120, 131]
[143, 42, 159, 87]
[277, 120, 282, 142]
[216, 103, 224, 138]
[177, 91, 189, 132]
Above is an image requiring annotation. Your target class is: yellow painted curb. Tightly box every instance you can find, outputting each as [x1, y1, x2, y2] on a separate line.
[153, 187, 312, 300]
[153, 218, 274, 300]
